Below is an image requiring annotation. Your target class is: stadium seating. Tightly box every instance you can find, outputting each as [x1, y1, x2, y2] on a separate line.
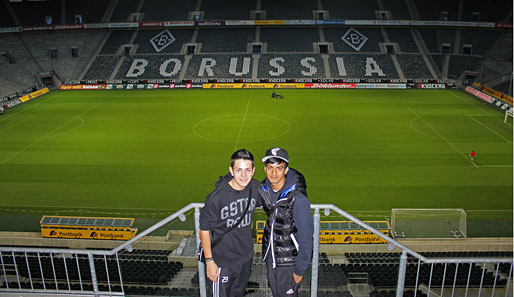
[100, 30, 134, 55]
[418, 29, 456, 54]
[324, 28, 384, 53]
[64, 0, 110, 24]
[134, 29, 194, 54]
[83, 56, 121, 80]
[387, 30, 418, 53]
[327, 54, 399, 79]
[196, 28, 255, 53]
[321, 0, 378, 20]
[201, 0, 256, 20]
[184, 54, 254, 79]
[382, 0, 411, 20]
[260, 28, 319, 52]
[140, 0, 195, 21]
[413, 0, 459, 21]
[9, 0, 61, 26]
[261, 0, 316, 20]
[0, 2, 16, 27]
[109, 0, 140, 22]
[257, 54, 325, 79]
[397, 54, 433, 79]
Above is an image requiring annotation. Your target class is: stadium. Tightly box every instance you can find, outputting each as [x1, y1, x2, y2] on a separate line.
[0, 0, 512, 296]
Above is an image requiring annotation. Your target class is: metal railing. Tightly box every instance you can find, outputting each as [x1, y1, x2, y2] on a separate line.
[0, 203, 512, 297]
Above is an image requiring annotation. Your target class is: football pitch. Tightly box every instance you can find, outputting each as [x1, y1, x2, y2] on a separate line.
[0, 89, 512, 237]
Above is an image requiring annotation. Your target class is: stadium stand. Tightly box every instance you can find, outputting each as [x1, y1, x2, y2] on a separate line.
[447, 55, 482, 79]
[324, 28, 383, 53]
[387, 30, 419, 53]
[100, 30, 135, 55]
[261, 0, 316, 20]
[184, 54, 254, 79]
[83, 55, 121, 80]
[321, 0, 378, 20]
[396, 54, 433, 79]
[201, 0, 256, 20]
[459, 30, 503, 56]
[412, 0, 459, 21]
[257, 54, 325, 79]
[9, 0, 61, 26]
[64, 0, 110, 24]
[260, 28, 319, 52]
[196, 28, 255, 53]
[328, 54, 399, 79]
[382, 0, 411, 20]
[0, 1, 16, 27]
[491, 79, 513, 96]
[140, 0, 196, 21]
[134, 29, 194, 54]
[109, 0, 140, 22]
[418, 29, 456, 54]
[114, 55, 185, 79]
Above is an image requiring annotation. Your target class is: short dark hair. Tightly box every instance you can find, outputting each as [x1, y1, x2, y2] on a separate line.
[231, 148, 255, 168]
[264, 157, 288, 168]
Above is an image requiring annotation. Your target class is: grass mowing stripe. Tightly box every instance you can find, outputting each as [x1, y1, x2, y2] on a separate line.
[234, 91, 253, 151]
[466, 115, 512, 143]
[402, 102, 477, 168]
[0, 103, 100, 165]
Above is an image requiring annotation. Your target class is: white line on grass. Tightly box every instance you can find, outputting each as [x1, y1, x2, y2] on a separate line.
[448, 91, 505, 122]
[0, 103, 100, 165]
[403, 103, 477, 168]
[234, 91, 253, 151]
[466, 115, 512, 143]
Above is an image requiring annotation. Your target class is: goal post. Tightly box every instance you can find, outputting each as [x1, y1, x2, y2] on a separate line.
[504, 108, 513, 123]
[391, 208, 467, 239]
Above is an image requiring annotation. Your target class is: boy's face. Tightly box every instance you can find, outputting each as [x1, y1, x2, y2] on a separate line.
[229, 159, 255, 190]
[264, 162, 289, 190]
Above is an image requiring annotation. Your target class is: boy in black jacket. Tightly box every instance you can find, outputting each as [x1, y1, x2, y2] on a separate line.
[199, 149, 261, 297]
[259, 147, 313, 297]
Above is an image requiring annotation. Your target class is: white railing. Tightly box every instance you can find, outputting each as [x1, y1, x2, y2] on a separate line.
[0, 203, 512, 297]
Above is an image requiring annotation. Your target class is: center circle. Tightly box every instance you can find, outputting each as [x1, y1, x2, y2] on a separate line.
[193, 114, 291, 143]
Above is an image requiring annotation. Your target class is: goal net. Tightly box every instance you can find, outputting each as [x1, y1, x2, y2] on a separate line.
[504, 108, 513, 123]
[391, 208, 467, 239]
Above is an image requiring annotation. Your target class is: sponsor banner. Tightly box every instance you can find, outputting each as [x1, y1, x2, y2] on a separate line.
[0, 27, 23, 33]
[495, 23, 513, 28]
[1, 93, 18, 102]
[139, 21, 163, 27]
[53, 24, 84, 30]
[254, 20, 285, 25]
[416, 83, 446, 89]
[60, 85, 106, 90]
[257, 232, 387, 244]
[203, 83, 304, 89]
[107, 23, 139, 28]
[84, 23, 108, 29]
[5, 99, 22, 108]
[317, 20, 345, 25]
[195, 20, 226, 26]
[23, 25, 53, 31]
[305, 83, 356, 89]
[356, 84, 406, 89]
[465, 86, 493, 103]
[164, 21, 194, 27]
[284, 20, 315, 25]
[18, 87, 49, 103]
[41, 228, 136, 240]
[226, 20, 255, 26]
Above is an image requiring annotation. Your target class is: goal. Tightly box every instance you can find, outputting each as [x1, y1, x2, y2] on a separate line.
[504, 108, 513, 123]
[391, 208, 467, 239]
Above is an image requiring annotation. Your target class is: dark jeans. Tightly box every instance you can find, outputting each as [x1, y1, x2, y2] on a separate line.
[266, 259, 301, 297]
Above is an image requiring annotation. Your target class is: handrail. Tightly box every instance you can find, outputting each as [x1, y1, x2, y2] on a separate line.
[0, 203, 512, 297]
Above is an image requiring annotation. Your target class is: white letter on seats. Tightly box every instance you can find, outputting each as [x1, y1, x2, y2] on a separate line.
[126, 59, 149, 78]
[269, 57, 285, 76]
[336, 57, 347, 76]
[229, 57, 251, 76]
[365, 57, 385, 76]
[301, 57, 317, 76]
[159, 58, 182, 77]
[198, 58, 216, 77]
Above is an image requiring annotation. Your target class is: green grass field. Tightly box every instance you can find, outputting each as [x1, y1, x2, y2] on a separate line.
[0, 89, 512, 237]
